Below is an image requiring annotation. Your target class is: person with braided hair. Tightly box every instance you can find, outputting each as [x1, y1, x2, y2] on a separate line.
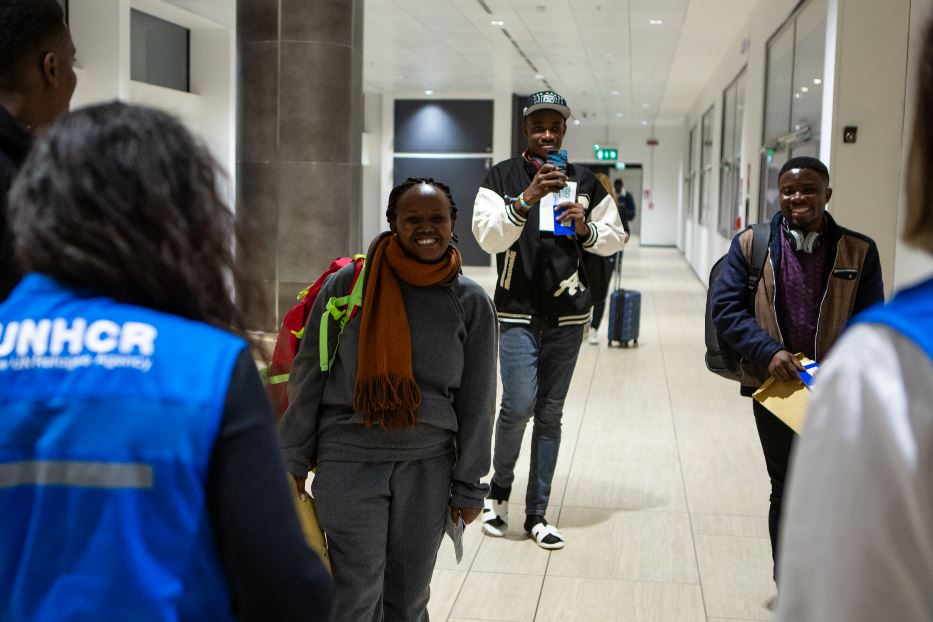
[0, 0, 77, 302]
[280, 177, 498, 622]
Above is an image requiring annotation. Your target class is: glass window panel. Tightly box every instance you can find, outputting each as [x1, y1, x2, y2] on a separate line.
[131, 10, 190, 92]
[722, 84, 736, 164]
[764, 22, 795, 143]
[718, 163, 734, 237]
[688, 124, 697, 220]
[791, 0, 827, 136]
[734, 72, 746, 155]
[700, 106, 714, 225]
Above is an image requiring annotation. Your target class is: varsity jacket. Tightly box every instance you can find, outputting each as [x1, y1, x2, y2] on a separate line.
[711, 211, 884, 391]
[0, 274, 242, 621]
[472, 155, 625, 326]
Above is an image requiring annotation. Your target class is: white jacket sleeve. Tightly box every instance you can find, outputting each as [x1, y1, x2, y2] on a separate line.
[775, 324, 933, 622]
[471, 186, 526, 254]
[581, 193, 626, 257]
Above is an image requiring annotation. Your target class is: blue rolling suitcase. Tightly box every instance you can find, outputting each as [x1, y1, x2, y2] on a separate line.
[607, 253, 640, 347]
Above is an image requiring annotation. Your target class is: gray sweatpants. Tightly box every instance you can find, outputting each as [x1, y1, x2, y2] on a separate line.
[311, 453, 453, 622]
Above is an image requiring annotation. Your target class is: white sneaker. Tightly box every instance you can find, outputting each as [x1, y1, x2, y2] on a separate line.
[481, 498, 509, 537]
[587, 330, 599, 345]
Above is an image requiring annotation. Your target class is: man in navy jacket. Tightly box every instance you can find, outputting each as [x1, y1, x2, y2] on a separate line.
[711, 156, 883, 579]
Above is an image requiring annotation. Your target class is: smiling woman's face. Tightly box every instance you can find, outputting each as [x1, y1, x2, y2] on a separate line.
[391, 184, 454, 263]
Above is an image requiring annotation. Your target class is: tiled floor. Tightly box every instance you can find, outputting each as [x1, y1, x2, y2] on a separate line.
[435, 241, 776, 622]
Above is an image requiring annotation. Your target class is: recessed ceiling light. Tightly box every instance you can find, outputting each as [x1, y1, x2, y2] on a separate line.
[491, 20, 505, 26]
[641, 120, 648, 126]
[641, 103, 650, 108]
[535, 73, 545, 80]
[610, 90, 619, 96]
[616, 112, 624, 118]
[573, 119, 581, 126]
[424, 90, 434, 95]
[800, 86, 809, 92]
[813, 78, 822, 85]
[649, 19, 663, 25]
[794, 93, 801, 99]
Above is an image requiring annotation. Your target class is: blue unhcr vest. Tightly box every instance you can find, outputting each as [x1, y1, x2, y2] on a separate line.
[853, 275, 933, 363]
[0, 274, 244, 621]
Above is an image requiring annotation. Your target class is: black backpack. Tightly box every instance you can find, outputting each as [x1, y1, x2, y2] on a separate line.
[704, 223, 770, 381]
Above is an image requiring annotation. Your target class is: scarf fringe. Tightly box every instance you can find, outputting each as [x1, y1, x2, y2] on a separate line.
[354, 375, 422, 429]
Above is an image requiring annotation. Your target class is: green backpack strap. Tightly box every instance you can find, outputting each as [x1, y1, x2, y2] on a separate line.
[319, 257, 366, 372]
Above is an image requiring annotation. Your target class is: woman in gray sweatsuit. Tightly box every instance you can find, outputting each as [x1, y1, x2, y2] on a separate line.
[280, 177, 497, 622]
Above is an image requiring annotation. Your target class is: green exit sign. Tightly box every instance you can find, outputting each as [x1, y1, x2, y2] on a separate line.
[594, 148, 618, 161]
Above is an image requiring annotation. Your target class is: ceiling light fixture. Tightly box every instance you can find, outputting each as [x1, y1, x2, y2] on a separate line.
[641, 103, 650, 108]
[535, 73, 545, 79]
[611, 90, 619, 96]
[649, 19, 663, 25]
[491, 20, 505, 26]
[424, 90, 434, 95]
[800, 86, 809, 92]
[813, 78, 822, 85]
[616, 112, 623, 118]
[573, 119, 581, 126]
[641, 120, 648, 126]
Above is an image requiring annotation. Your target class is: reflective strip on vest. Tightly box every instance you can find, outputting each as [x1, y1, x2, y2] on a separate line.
[0, 460, 154, 489]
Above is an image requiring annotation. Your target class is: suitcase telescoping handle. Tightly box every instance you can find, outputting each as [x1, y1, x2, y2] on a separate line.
[612, 251, 623, 291]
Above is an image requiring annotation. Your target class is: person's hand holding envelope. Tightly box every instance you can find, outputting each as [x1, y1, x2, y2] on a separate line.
[752, 352, 819, 434]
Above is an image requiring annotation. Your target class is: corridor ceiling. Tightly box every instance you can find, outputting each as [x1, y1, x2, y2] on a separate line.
[163, 0, 757, 128]
[364, 0, 756, 127]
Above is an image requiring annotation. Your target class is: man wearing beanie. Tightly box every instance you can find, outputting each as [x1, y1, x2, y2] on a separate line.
[710, 155, 883, 580]
[471, 91, 625, 549]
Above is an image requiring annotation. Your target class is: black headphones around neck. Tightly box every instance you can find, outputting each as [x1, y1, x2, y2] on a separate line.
[783, 221, 821, 254]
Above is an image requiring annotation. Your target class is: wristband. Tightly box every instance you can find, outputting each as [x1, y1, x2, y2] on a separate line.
[518, 192, 530, 210]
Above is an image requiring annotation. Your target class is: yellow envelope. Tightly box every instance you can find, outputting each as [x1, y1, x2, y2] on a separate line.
[290, 477, 332, 574]
[752, 354, 818, 434]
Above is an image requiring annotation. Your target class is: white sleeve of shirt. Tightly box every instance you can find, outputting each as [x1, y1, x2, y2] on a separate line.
[471, 186, 526, 254]
[581, 193, 626, 257]
[775, 324, 933, 622]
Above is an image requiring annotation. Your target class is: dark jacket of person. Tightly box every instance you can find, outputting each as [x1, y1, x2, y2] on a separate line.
[0, 104, 31, 302]
[711, 211, 884, 392]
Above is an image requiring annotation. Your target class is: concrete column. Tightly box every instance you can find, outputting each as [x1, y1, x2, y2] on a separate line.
[236, 0, 364, 329]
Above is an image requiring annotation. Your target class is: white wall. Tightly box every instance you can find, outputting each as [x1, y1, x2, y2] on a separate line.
[827, 0, 911, 297]
[362, 92, 384, 247]
[893, 0, 933, 288]
[68, 0, 235, 201]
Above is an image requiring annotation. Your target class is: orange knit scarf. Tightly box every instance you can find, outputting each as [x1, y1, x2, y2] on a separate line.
[353, 232, 462, 429]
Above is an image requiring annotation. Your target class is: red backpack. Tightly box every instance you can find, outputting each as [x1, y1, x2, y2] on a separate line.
[265, 255, 366, 419]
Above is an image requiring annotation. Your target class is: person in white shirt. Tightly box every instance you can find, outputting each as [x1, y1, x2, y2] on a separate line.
[775, 18, 933, 622]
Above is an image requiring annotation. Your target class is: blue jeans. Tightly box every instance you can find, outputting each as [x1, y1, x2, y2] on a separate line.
[491, 322, 584, 516]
